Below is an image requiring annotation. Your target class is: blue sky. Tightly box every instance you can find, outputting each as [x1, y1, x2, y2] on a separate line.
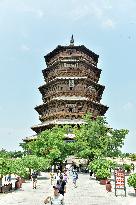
[0, 0, 136, 152]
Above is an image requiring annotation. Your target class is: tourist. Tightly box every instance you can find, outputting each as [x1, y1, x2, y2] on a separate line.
[69, 166, 73, 176]
[7, 174, 11, 182]
[72, 170, 78, 188]
[31, 171, 38, 189]
[63, 169, 68, 183]
[89, 170, 93, 179]
[57, 175, 66, 196]
[50, 171, 55, 185]
[44, 185, 64, 205]
[54, 170, 61, 185]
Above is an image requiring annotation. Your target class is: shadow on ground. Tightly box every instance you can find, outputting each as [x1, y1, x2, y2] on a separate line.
[128, 192, 136, 197]
[38, 177, 49, 180]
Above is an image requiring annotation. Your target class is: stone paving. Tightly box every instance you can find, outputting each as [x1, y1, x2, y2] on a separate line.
[0, 173, 136, 205]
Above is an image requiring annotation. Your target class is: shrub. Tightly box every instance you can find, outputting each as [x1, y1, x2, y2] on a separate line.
[123, 164, 132, 172]
[88, 158, 115, 173]
[95, 168, 111, 180]
[127, 173, 136, 189]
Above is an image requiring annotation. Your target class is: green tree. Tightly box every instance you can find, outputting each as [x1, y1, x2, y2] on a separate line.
[0, 155, 50, 178]
[0, 149, 11, 158]
[11, 158, 28, 178]
[0, 157, 27, 177]
[73, 113, 128, 161]
[130, 153, 136, 161]
[22, 155, 50, 172]
[27, 125, 75, 166]
[106, 129, 129, 157]
[9, 151, 24, 158]
[21, 113, 128, 166]
[0, 149, 27, 177]
[0, 149, 24, 158]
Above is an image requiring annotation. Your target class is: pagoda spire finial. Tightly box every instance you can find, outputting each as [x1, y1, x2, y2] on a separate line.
[70, 34, 74, 46]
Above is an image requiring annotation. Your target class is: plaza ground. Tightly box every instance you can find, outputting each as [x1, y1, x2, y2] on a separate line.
[0, 172, 136, 205]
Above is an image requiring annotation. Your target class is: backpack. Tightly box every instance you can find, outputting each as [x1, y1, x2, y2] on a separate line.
[73, 171, 78, 179]
[32, 172, 37, 179]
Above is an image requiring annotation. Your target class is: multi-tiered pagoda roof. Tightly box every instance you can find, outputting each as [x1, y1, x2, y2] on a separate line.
[29, 36, 108, 135]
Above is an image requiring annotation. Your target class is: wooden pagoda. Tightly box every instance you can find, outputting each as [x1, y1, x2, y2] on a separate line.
[30, 36, 108, 135]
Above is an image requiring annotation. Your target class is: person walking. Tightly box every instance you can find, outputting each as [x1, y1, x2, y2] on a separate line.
[89, 170, 93, 179]
[31, 171, 38, 189]
[57, 175, 66, 196]
[63, 170, 68, 183]
[44, 185, 64, 205]
[55, 170, 61, 183]
[72, 170, 78, 188]
[50, 171, 55, 185]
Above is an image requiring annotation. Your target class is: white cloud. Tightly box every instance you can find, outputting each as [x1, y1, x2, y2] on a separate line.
[123, 102, 134, 111]
[21, 44, 30, 51]
[102, 19, 115, 29]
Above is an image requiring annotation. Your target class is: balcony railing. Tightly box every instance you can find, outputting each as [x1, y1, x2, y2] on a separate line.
[42, 90, 99, 103]
[39, 111, 85, 121]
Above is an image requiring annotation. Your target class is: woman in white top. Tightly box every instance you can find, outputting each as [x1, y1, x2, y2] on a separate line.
[44, 185, 64, 205]
[54, 170, 61, 183]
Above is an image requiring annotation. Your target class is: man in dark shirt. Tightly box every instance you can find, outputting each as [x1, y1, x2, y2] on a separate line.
[31, 171, 38, 189]
[57, 175, 66, 196]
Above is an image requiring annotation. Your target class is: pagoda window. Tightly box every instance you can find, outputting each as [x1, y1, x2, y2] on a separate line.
[60, 63, 63, 68]
[64, 62, 78, 67]
[67, 49, 73, 55]
[78, 106, 82, 111]
[69, 107, 73, 112]
[69, 79, 74, 89]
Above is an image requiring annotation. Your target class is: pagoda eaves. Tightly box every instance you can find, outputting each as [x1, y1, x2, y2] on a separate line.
[30, 38, 108, 134]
